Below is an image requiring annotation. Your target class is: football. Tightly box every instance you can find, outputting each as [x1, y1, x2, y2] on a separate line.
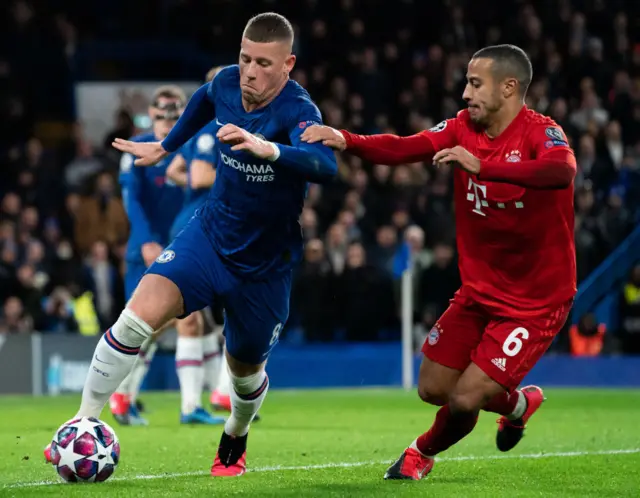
[49, 417, 120, 483]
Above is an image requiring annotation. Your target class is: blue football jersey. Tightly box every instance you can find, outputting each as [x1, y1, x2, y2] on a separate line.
[198, 65, 335, 277]
[119, 132, 184, 264]
[180, 121, 219, 210]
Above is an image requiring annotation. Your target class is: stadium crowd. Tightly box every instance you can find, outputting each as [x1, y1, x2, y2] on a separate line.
[0, 0, 638, 352]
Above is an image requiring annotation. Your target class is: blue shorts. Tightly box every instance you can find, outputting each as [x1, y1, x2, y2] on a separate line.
[124, 261, 147, 302]
[145, 216, 291, 364]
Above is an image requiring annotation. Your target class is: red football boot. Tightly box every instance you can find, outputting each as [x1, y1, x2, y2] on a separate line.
[210, 390, 232, 412]
[211, 432, 248, 477]
[109, 392, 132, 426]
[44, 443, 52, 463]
[496, 385, 545, 452]
[384, 447, 435, 480]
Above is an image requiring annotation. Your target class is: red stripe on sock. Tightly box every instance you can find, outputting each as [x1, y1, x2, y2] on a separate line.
[236, 375, 269, 401]
[104, 329, 140, 355]
[176, 359, 203, 368]
[203, 352, 220, 361]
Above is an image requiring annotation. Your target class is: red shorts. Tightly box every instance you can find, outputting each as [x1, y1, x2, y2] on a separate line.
[421, 294, 572, 391]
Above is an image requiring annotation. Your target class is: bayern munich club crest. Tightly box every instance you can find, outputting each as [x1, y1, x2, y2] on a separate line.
[428, 327, 440, 346]
[505, 150, 522, 162]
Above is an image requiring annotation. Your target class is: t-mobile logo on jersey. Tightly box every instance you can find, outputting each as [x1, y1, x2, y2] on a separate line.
[466, 178, 488, 216]
[220, 152, 275, 182]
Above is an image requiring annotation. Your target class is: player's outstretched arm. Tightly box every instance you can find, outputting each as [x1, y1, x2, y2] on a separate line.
[478, 125, 577, 189]
[113, 84, 216, 166]
[217, 123, 338, 184]
[274, 142, 337, 183]
[478, 150, 576, 189]
[301, 125, 438, 165]
[161, 84, 216, 153]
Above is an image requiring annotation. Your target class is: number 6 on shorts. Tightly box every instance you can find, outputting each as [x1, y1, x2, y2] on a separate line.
[502, 327, 529, 357]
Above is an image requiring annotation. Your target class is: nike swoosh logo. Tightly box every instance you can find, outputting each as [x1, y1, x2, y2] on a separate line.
[215, 118, 226, 126]
[95, 355, 114, 366]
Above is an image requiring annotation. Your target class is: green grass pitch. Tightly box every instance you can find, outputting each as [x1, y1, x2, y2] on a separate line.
[1, 388, 639, 497]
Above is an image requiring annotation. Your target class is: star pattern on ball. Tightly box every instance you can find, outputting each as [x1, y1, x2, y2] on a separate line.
[55, 440, 85, 474]
[86, 442, 115, 473]
[66, 417, 103, 440]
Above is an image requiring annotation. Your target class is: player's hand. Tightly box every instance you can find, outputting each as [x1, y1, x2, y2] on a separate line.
[216, 124, 278, 159]
[141, 242, 164, 267]
[112, 139, 169, 166]
[433, 146, 481, 175]
[300, 125, 347, 151]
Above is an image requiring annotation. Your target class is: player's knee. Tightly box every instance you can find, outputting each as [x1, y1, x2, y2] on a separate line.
[417, 382, 449, 406]
[225, 353, 269, 397]
[448, 391, 484, 415]
[177, 313, 201, 337]
[127, 274, 184, 329]
[226, 351, 265, 378]
[228, 368, 269, 397]
[111, 308, 154, 348]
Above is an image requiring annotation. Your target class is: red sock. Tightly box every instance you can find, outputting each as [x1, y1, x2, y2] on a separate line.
[415, 405, 478, 456]
[483, 391, 520, 416]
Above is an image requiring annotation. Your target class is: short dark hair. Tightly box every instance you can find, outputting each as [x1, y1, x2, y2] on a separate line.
[472, 44, 533, 95]
[152, 85, 186, 106]
[243, 12, 294, 44]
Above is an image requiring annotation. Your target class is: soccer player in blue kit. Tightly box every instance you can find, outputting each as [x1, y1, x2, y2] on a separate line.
[110, 85, 186, 427]
[68, 12, 338, 477]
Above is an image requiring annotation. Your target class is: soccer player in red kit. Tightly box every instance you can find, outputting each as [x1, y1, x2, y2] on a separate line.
[301, 44, 577, 481]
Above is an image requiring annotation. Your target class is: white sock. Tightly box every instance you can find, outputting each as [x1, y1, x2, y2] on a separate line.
[409, 439, 432, 458]
[216, 352, 231, 396]
[114, 338, 154, 396]
[202, 334, 221, 391]
[129, 339, 157, 404]
[507, 391, 527, 420]
[76, 309, 153, 418]
[114, 372, 131, 395]
[224, 369, 269, 437]
[176, 336, 204, 414]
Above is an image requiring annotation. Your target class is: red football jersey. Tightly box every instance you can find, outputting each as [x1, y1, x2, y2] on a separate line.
[425, 106, 577, 318]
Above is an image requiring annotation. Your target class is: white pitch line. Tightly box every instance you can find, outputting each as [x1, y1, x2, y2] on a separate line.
[4, 447, 639, 489]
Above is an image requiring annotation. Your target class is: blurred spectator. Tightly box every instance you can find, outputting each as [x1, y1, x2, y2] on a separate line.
[569, 313, 608, 356]
[419, 242, 460, 319]
[300, 207, 319, 242]
[369, 225, 398, 277]
[325, 223, 348, 275]
[335, 242, 396, 341]
[574, 185, 604, 282]
[74, 172, 128, 256]
[597, 189, 632, 252]
[620, 265, 640, 354]
[64, 139, 105, 193]
[83, 240, 121, 329]
[0, 296, 32, 334]
[40, 287, 79, 333]
[291, 239, 336, 342]
[103, 109, 136, 163]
